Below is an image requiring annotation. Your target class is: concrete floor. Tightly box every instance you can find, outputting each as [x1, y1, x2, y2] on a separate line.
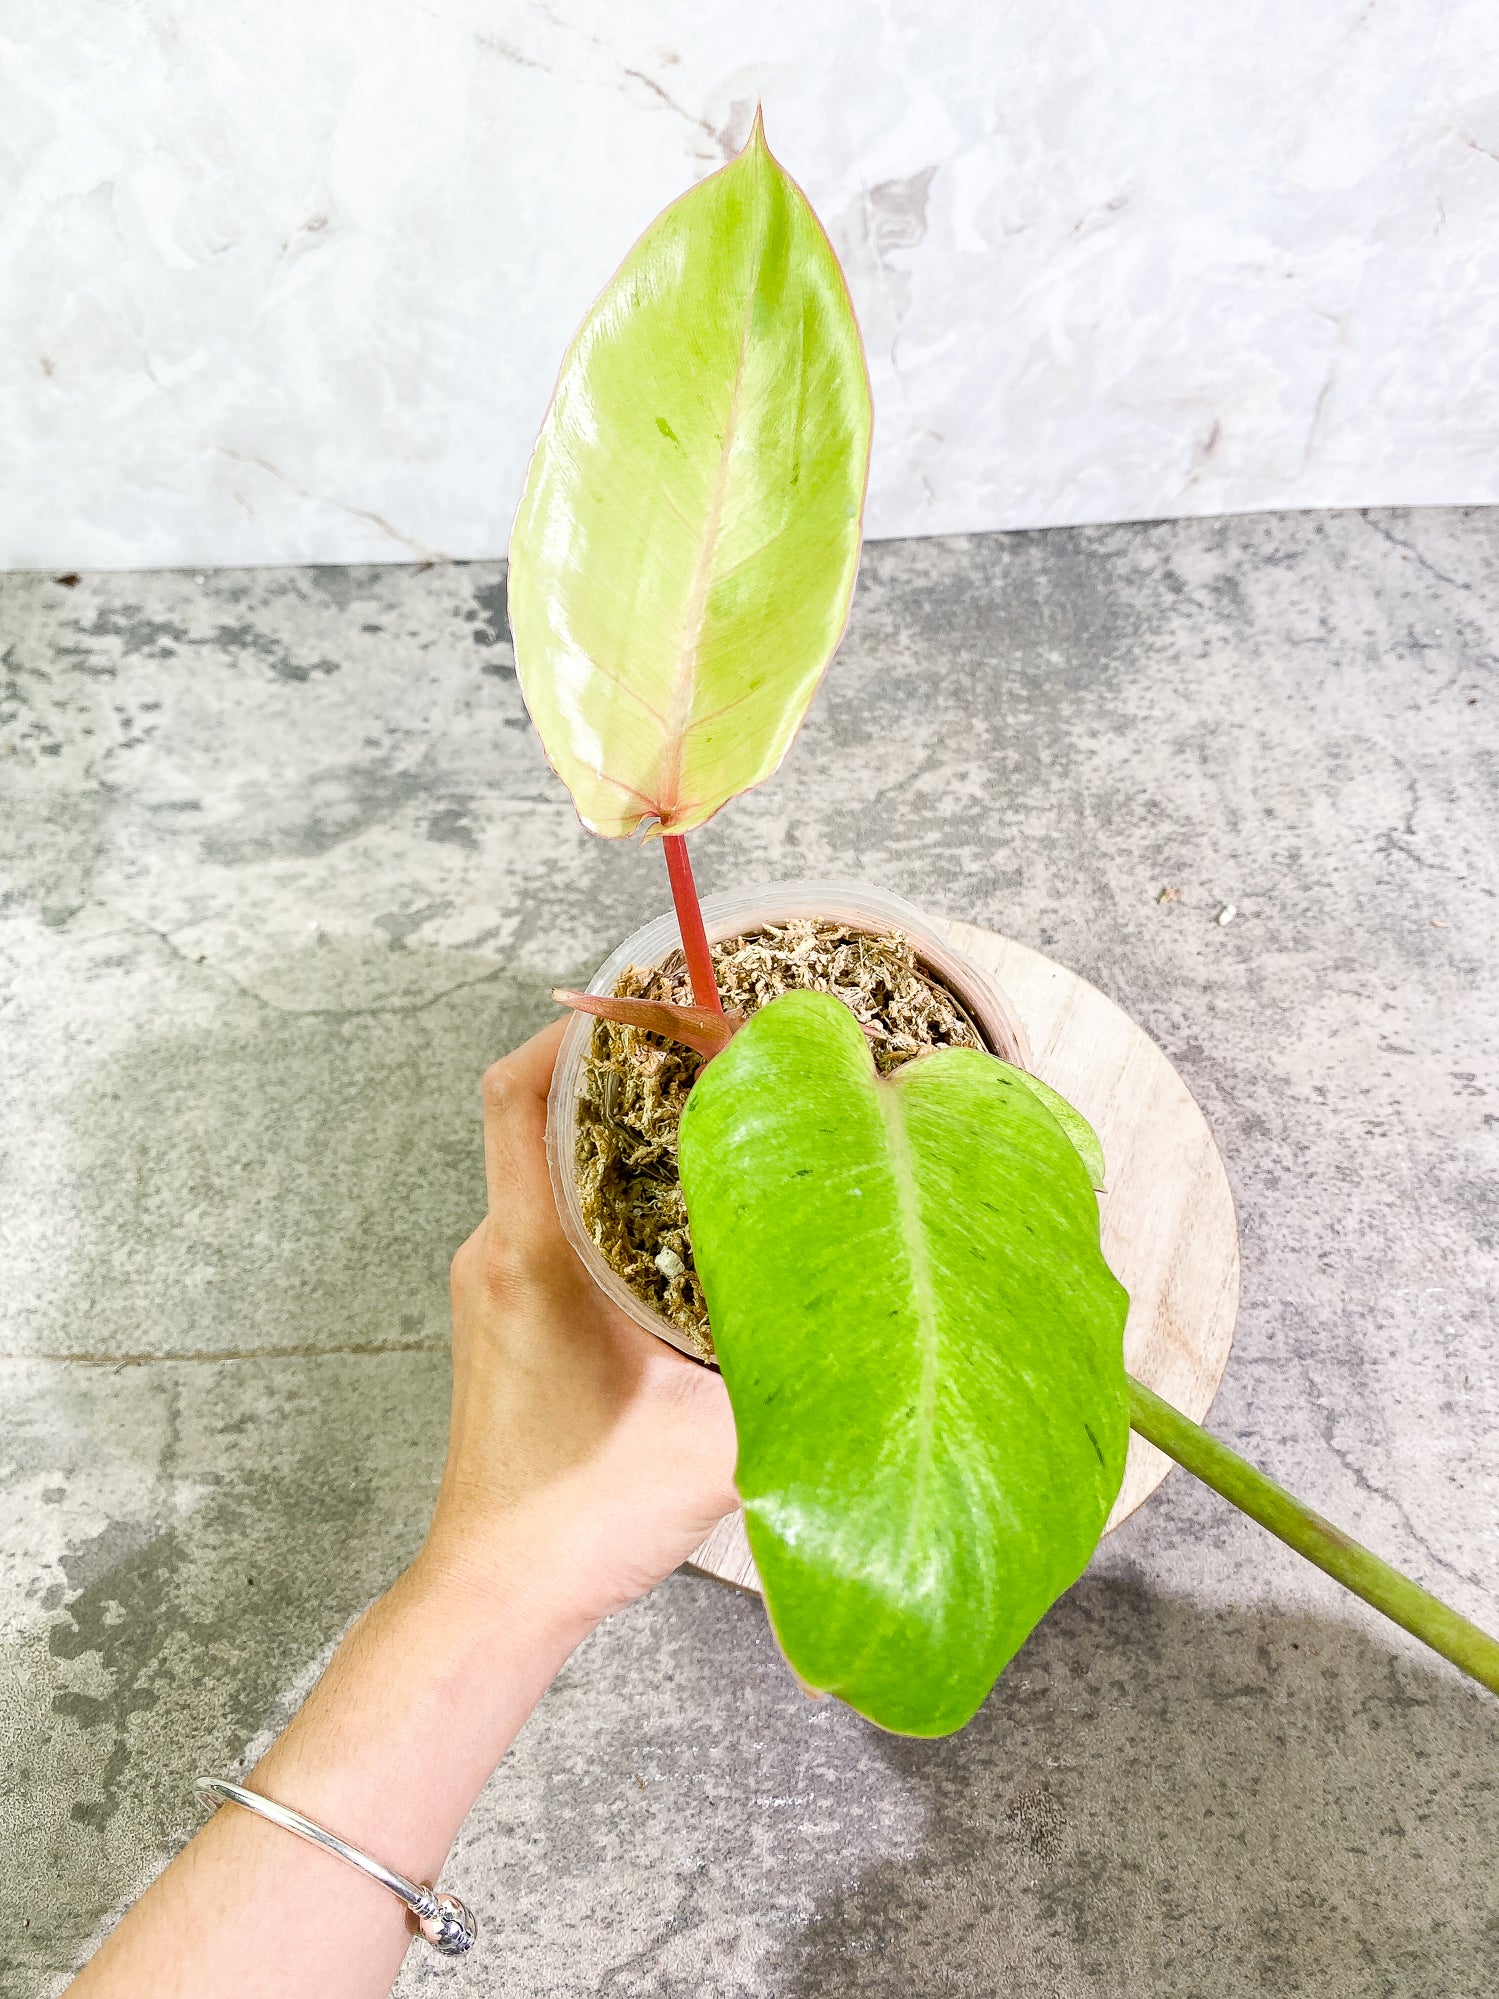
[2, 508, 1496, 1997]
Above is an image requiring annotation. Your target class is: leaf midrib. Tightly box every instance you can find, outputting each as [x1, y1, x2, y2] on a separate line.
[878, 1078, 942, 1576]
[656, 171, 768, 824]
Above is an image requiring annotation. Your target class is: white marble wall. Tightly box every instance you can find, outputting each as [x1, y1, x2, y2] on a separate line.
[5, 1, 1498, 571]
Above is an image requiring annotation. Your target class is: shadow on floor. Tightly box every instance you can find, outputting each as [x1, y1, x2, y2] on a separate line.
[775, 1570, 1499, 1999]
[9, 942, 1496, 1998]
[2, 950, 564, 1996]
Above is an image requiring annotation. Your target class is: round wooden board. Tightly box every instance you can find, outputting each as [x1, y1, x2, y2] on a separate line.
[686, 919, 1241, 1594]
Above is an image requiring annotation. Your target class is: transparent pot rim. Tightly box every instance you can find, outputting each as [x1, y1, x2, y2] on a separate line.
[544, 877, 1029, 1363]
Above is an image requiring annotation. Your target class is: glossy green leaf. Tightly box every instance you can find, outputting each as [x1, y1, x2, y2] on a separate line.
[1007, 1068, 1107, 1189]
[508, 115, 873, 838]
[677, 993, 1129, 1736]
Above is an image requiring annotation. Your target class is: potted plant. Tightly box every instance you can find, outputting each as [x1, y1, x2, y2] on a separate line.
[507, 117, 1499, 1736]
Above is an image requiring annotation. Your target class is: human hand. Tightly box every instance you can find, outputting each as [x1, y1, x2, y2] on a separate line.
[66, 1021, 737, 1999]
[417, 1020, 739, 1636]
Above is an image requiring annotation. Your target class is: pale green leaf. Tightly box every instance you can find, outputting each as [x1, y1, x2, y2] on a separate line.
[508, 116, 873, 837]
[678, 992, 1129, 1736]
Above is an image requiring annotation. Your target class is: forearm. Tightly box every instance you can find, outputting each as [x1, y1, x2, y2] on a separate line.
[69, 1531, 595, 1999]
[68, 1024, 737, 1998]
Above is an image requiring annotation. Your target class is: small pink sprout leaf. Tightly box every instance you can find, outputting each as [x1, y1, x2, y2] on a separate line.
[551, 988, 744, 1061]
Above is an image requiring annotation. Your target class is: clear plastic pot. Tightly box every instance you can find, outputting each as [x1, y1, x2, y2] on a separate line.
[545, 878, 1029, 1362]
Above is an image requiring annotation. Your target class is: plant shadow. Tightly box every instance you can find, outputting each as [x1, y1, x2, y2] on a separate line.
[774, 1568, 1499, 1999]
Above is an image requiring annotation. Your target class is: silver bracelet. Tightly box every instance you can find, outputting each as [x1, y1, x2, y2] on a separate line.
[195, 1777, 477, 1956]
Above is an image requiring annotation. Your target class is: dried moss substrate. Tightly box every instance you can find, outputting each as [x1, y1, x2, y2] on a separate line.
[574, 920, 986, 1360]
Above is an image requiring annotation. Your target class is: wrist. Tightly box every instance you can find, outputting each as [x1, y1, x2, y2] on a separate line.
[247, 1534, 595, 1889]
[408, 1492, 613, 1650]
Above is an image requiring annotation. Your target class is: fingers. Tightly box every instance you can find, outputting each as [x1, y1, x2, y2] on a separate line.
[481, 1017, 569, 1235]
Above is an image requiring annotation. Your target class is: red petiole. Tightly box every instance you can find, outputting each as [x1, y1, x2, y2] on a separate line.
[662, 832, 723, 1013]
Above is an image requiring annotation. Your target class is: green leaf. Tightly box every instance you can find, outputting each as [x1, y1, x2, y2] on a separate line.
[1005, 1066, 1107, 1189]
[508, 115, 873, 838]
[677, 992, 1129, 1736]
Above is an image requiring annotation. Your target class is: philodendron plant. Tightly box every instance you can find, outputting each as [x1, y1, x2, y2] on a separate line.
[508, 118, 1499, 1735]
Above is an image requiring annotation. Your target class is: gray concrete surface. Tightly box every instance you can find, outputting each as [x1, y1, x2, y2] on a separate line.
[2, 508, 1496, 1997]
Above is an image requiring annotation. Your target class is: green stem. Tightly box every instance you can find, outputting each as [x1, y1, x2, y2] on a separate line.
[1127, 1376, 1499, 1698]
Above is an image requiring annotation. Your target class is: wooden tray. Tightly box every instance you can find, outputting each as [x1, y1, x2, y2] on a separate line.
[686, 919, 1241, 1592]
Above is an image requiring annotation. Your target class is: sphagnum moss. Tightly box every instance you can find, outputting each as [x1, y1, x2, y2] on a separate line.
[574, 920, 984, 1358]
